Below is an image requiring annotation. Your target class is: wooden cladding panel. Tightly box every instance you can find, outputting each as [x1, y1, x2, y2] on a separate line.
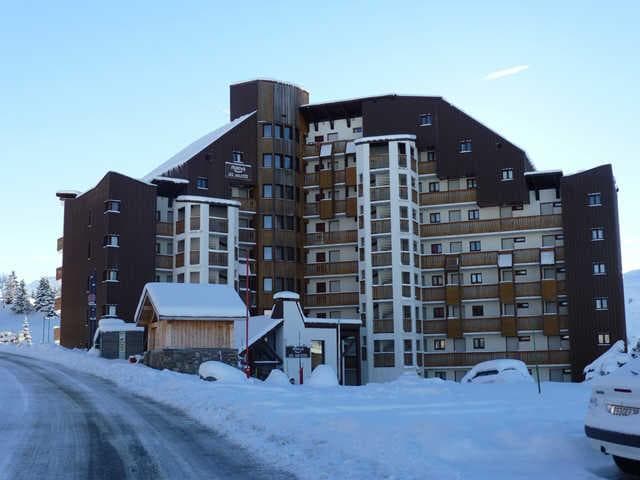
[499, 283, 515, 302]
[319, 200, 334, 219]
[543, 315, 561, 336]
[541, 280, 557, 301]
[501, 317, 517, 337]
[346, 197, 357, 217]
[420, 215, 562, 237]
[156, 320, 233, 349]
[345, 166, 357, 186]
[419, 189, 477, 206]
[514, 282, 541, 297]
[445, 286, 460, 305]
[423, 350, 571, 367]
[447, 318, 463, 339]
[319, 170, 333, 189]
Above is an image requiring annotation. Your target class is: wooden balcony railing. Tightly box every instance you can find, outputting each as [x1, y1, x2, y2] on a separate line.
[209, 252, 228, 267]
[420, 189, 477, 206]
[231, 197, 256, 212]
[175, 252, 184, 268]
[57, 237, 63, 252]
[418, 162, 437, 174]
[514, 281, 541, 297]
[190, 217, 200, 231]
[189, 250, 200, 265]
[239, 229, 256, 243]
[305, 261, 357, 276]
[370, 187, 390, 201]
[209, 219, 228, 233]
[513, 248, 539, 264]
[461, 284, 499, 299]
[423, 319, 447, 334]
[304, 292, 359, 307]
[463, 318, 502, 333]
[460, 251, 497, 266]
[421, 215, 562, 238]
[517, 316, 543, 331]
[421, 287, 445, 301]
[156, 222, 174, 236]
[373, 319, 394, 333]
[55, 266, 63, 281]
[370, 154, 389, 169]
[176, 220, 185, 235]
[421, 254, 445, 269]
[371, 219, 391, 234]
[54, 296, 62, 311]
[422, 350, 571, 367]
[372, 285, 393, 300]
[155, 255, 173, 269]
[305, 230, 357, 245]
[372, 252, 392, 267]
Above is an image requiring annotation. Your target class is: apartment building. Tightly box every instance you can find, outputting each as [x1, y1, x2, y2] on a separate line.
[56, 79, 626, 383]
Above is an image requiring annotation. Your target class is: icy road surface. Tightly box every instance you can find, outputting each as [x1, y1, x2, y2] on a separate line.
[0, 352, 294, 480]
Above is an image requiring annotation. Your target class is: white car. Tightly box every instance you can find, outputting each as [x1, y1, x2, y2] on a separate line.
[586, 358, 640, 475]
[461, 359, 534, 384]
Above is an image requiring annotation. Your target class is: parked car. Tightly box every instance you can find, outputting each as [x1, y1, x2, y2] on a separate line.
[585, 358, 640, 475]
[461, 359, 533, 384]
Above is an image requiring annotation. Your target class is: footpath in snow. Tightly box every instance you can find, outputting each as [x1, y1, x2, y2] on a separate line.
[0, 345, 620, 480]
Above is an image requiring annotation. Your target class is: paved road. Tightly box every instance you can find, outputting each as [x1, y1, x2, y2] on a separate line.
[0, 352, 295, 480]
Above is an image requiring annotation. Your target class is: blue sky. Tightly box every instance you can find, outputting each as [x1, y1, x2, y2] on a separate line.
[1, 1, 638, 282]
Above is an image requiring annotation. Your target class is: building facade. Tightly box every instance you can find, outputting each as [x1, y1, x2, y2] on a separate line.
[57, 79, 626, 383]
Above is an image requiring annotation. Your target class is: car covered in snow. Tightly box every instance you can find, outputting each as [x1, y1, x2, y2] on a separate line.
[586, 358, 640, 475]
[461, 359, 534, 384]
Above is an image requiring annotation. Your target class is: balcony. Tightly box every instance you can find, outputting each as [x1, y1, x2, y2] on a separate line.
[305, 292, 359, 307]
[209, 252, 228, 267]
[209, 219, 228, 233]
[370, 187, 390, 202]
[155, 255, 173, 269]
[370, 154, 389, 170]
[421, 254, 445, 269]
[239, 229, 256, 243]
[190, 217, 200, 231]
[305, 230, 357, 246]
[460, 251, 497, 266]
[305, 261, 358, 276]
[176, 220, 185, 235]
[420, 189, 477, 206]
[156, 222, 174, 236]
[513, 248, 539, 264]
[57, 237, 63, 252]
[514, 281, 541, 297]
[423, 319, 447, 334]
[373, 319, 394, 333]
[304, 169, 346, 187]
[372, 252, 392, 267]
[231, 197, 256, 212]
[422, 350, 571, 367]
[421, 215, 562, 238]
[371, 219, 391, 234]
[189, 250, 200, 265]
[421, 287, 445, 301]
[463, 317, 502, 333]
[175, 252, 184, 268]
[418, 162, 437, 175]
[56, 266, 63, 281]
[372, 285, 393, 300]
[54, 296, 62, 311]
[461, 284, 499, 299]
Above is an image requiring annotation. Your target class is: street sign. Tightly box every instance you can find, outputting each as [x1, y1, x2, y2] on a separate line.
[286, 345, 310, 358]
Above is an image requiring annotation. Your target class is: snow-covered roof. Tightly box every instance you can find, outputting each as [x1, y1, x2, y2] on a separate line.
[273, 291, 300, 301]
[141, 111, 256, 182]
[355, 134, 416, 144]
[524, 170, 563, 176]
[93, 318, 143, 345]
[135, 283, 247, 322]
[305, 317, 361, 326]
[150, 176, 190, 184]
[175, 195, 241, 207]
[234, 315, 283, 352]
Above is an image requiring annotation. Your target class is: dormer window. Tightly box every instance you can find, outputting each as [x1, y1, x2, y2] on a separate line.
[104, 200, 121, 213]
[419, 113, 432, 126]
[103, 235, 119, 247]
[459, 139, 472, 153]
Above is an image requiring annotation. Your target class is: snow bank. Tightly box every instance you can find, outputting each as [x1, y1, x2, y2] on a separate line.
[198, 361, 247, 383]
[0, 344, 612, 479]
[265, 368, 291, 386]
[583, 340, 629, 381]
[462, 359, 533, 384]
[307, 364, 338, 387]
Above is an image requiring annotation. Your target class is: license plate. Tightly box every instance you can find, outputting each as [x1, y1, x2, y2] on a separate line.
[607, 404, 640, 416]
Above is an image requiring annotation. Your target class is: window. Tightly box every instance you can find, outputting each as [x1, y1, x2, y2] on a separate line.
[518, 336, 531, 342]
[263, 215, 272, 229]
[470, 273, 482, 284]
[327, 132, 338, 141]
[593, 262, 606, 275]
[432, 275, 443, 286]
[189, 271, 200, 283]
[591, 228, 605, 241]
[283, 155, 293, 169]
[419, 113, 432, 126]
[262, 153, 272, 168]
[232, 151, 243, 162]
[103, 235, 119, 247]
[431, 243, 442, 254]
[472, 305, 484, 317]
[597, 333, 611, 345]
[540, 202, 554, 215]
[196, 177, 208, 189]
[311, 340, 325, 370]
[469, 241, 481, 252]
[467, 178, 477, 189]
[102, 268, 119, 282]
[468, 209, 479, 220]
[102, 304, 117, 317]
[473, 338, 486, 349]
[433, 339, 446, 350]
[263, 277, 273, 292]
[274, 124, 282, 138]
[262, 124, 273, 137]
[329, 280, 340, 293]
[449, 241, 462, 253]
[262, 184, 272, 198]
[542, 267, 556, 280]
[263, 246, 273, 261]
[515, 269, 527, 276]
[352, 126, 362, 133]
[448, 210, 461, 222]
[501, 238, 514, 250]
[426, 149, 436, 162]
[542, 234, 555, 247]
[104, 200, 121, 213]
[500, 168, 514, 181]
[429, 212, 441, 224]
[514, 237, 526, 244]
[428, 182, 440, 192]
[544, 301, 557, 314]
[459, 139, 472, 153]
[517, 302, 530, 309]
[328, 250, 340, 262]
[594, 297, 608, 310]
[314, 135, 324, 142]
[433, 307, 445, 318]
[588, 193, 602, 206]
[284, 126, 293, 140]
[501, 269, 513, 282]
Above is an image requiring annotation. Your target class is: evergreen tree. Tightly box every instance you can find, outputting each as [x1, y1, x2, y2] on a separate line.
[11, 280, 31, 314]
[20, 316, 32, 345]
[33, 277, 52, 312]
[2, 271, 18, 305]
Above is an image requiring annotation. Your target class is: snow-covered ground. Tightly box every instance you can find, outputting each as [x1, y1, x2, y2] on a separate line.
[624, 269, 640, 340]
[0, 345, 621, 479]
[0, 306, 58, 344]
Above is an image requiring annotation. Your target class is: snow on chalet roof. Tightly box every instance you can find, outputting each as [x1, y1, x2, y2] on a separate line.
[235, 315, 283, 352]
[354, 134, 416, 144]
[524, 170, 563, 176]
[141, 111, 256, 182]
[175, 195, 241, 207]
[150, 176, 190, 184]
[273, 291, 300, 301]
[304, 316, 361, 326]
[135, 283, 247, 321]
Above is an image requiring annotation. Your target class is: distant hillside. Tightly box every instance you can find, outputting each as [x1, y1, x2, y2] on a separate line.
[624, 269, 640, 339]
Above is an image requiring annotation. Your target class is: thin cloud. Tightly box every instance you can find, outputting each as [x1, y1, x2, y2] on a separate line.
[485, 65, 529, 80]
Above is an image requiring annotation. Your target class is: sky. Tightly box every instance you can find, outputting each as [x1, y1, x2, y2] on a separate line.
[0, 1, 639, 283]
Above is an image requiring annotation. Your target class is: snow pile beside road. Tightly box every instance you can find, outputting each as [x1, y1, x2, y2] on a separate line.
[0, 345, 614, 479]
[307, 364, 338, 387]
[584, 340, 630, 380]
[198, 361, 247, 383]
[264, 368, 291, 386]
